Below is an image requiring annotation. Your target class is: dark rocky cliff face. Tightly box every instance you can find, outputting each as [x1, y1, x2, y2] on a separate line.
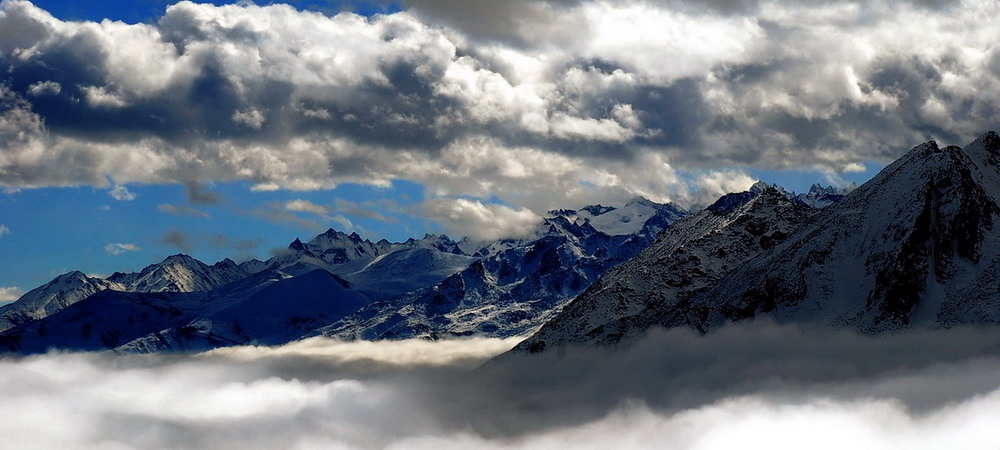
[865, 144, 1000, 328]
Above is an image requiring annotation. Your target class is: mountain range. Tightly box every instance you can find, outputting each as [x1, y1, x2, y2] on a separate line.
[6, 131, 991, 356]
[0, 195, 689, 353]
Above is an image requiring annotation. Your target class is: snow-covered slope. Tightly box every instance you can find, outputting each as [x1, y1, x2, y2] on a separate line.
[314, 219, 613, 340]
[237, 258, 268, 274]
[0, 272, 123, 332]
[1, 226, 475, 350]
[262, 229, 470, 274]
[262, 238, 336, 276]
[549, 196, 687, 236]
[512, 188, 814, 352]
[117, 269, 373, 353]
[340, 248, 479, 300]
[689, 132, 1000, 332]
[316, 198, 688, 341]
[399, 233, 466, 254]
[108, 255, 248, 292]
[0, 290, 208, 354]
[0, 255, 247, 333]
[301, 230, 388, 266]
[257, 229, 392, 276]
[0, 268, 374, 354]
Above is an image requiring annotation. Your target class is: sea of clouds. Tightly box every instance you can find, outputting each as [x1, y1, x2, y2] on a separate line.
[2, 321, 1000, 449]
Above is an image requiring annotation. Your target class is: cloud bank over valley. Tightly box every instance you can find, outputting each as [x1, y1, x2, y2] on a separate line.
[2, 323, 1000, 448]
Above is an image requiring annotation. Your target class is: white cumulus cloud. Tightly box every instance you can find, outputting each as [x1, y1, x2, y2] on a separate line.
[26, 80, 59, 96]
[105, 242, 140, 255]
[285, 199, 329, 215]
[424, 198, 542, 241]
[232, 108, 265, 129]
[0, 286, 22, 304]
[108, 185, 137, 201]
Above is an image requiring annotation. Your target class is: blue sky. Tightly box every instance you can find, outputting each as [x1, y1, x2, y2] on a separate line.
[3, 0, 995, 299]
[27, 0, 400, 22]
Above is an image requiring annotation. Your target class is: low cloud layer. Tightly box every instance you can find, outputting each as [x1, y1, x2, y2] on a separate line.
[204, 335, 524, 369]
[2, 0, 998, 223]
[2, 322, 1000, 448]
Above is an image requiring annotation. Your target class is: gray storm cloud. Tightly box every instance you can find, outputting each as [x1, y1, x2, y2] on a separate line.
[1, 0, 999, 235]
[1, 323, 1000, 448]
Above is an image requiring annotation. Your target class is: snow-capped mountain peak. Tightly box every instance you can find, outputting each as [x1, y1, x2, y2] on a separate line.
[580, 204, 615, 216]
[791, 183, 854, 208]
[744, 180, 854, 210]
[288, 237, 309, 252]
[162, 253, 197, 264]
[706, 189, 760, 214]
[623, 196, 656, 208]
[403, 233, 464, 254]
[806, 182, 855, 196]
[550, 196, 686, 237]
[749, 180, 786, 195]
[108, 253, 250, 293]
[0, 271, 123, 332]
